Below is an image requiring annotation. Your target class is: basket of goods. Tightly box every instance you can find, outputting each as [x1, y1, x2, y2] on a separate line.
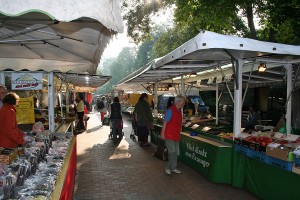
[0, 148, 18, 165]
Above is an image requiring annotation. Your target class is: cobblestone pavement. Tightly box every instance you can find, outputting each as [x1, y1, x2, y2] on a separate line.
[73, 112, 258, 200]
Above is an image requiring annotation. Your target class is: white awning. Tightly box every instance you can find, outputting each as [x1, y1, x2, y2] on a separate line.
[116, 31, 300, 88]
[0, 0, 124, 74]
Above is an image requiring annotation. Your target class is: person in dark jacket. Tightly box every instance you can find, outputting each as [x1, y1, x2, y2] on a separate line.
[110, 97, 122, 143]
[243, 105, 261, 131]
[134, 93, 153, 147]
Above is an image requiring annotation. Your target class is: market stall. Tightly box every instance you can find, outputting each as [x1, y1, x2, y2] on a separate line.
[117, 30, 300, 199]
[0, 1, 122, 199]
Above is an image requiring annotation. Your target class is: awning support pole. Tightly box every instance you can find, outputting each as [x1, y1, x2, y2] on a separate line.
[285, 64, 292, 134]
[0, 72, 4, 85]
[215, 82, 219, 125]
[181, 75, 185, 96]
[153, 82, 158, 117]
[48, 72, 55, 132]
[233, 59, 245, 138]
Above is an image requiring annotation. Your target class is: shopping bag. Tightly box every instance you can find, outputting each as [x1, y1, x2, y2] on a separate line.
[153, 139, 168, 161]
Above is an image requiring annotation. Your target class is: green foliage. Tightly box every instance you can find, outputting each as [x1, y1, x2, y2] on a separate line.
[124, 0, 300, 50]
[122, 0, 173, 43]
[257, 0, 300, 44]
[154, 25, 196, 57]
[97, 0, 300, 94]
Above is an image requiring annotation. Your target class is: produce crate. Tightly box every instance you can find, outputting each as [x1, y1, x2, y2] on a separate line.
[294, 154, 300, 167]
[242, 140, 266, 152]
[249, 149, 267, 162]
[234, 144, 251, 156]
[266, 155, 293, 171]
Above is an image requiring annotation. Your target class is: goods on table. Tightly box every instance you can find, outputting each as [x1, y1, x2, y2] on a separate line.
[0, 130, 74, 199]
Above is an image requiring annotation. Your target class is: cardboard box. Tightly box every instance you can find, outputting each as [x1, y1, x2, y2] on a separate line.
[266, 146, 294, 161]
[292, 164, 300, 175]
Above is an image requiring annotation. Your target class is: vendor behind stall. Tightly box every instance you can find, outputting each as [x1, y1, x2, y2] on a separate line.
[0, 92, 25, 148]
[243, 105, 261, 131]
[183, 97, 195, 116]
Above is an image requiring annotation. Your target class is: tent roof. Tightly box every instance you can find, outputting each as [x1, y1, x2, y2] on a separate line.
[55, 72, 111, 89]
[116, 31, 300, 90]
[0, 0, 124, 74]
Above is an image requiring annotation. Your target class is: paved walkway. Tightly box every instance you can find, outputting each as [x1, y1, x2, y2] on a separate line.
[73, 112, 258, 200]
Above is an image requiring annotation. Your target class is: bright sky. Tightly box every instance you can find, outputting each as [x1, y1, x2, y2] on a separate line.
[102, 5, 175, 60]
[101, 30, 135, 59]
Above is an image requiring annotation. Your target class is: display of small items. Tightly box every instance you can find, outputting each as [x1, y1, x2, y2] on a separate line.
[0, 131, 73, 199]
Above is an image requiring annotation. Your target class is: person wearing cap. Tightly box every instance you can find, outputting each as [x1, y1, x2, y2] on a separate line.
[0, 92, 25, 148]
[0, 84, 7, 108]
[134, 93, 153, 147]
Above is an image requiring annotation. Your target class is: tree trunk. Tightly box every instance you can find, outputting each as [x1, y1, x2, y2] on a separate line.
[245, 4, 257, 39]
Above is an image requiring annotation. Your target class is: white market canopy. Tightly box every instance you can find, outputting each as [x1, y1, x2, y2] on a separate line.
[0, 0, 124, 74]
[117, 31, 300, 89]
[117, 30, 300, 136]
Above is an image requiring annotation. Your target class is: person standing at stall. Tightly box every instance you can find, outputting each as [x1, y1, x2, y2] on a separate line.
[75, 94, 85, 132]
[134, 93, 153, 147]
[160, 94, 185, 175]
[0, 92, 25, 148]
[110, 97, 122, 143]
[0, 84, 7, 108]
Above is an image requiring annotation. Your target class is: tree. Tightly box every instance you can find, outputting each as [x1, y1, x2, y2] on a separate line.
[122, 0, 173, 43]
[97, 47, 137, 94]
[257, 0, 300, 44]
[123, 0, 300, 46]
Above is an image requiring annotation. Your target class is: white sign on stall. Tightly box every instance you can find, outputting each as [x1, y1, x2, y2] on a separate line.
[12, 73, 43, 90]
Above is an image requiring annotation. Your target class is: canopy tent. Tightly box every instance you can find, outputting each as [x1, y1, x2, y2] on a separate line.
[55, 72, 111, 92]
[117, 30, 300, 136]
[0, 0, 124, 74]
[0, 0, 123, 132]
[117, 31, 300, 86]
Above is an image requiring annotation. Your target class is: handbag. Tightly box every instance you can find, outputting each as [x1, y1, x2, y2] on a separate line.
[153, 139, 168, 161]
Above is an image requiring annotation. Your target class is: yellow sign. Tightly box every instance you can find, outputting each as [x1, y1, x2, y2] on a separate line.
[16, 96, 35, 124]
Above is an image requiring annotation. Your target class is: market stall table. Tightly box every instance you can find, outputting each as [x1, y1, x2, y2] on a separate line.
[232, 149, 300, 200]
[179, 132, 232, 184]
[51, 136, 77, 200]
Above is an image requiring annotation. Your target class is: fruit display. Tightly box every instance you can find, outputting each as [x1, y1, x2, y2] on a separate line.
[218, 132, 233, 140]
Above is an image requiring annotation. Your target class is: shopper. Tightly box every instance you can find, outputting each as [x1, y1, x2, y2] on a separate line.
[98, 96, 107, 124]
[0, 84, 7, 108]
[110, 97, 122, 143]
[0, 92, 25, 148]
[75, 94, 85, 132]
[160, 94, 185, 175]
[134, 93, 153, 147]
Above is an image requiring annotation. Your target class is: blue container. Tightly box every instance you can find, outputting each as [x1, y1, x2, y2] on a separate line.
[190, 132, 197, 136]
[294, 154, 300, 167]
[249, 149, 267, 163]
[234, 144, 251, 156]
[266, 155, 293, 171]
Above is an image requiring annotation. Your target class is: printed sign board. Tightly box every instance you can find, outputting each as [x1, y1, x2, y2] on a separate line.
[12, 73, 43, 90]
[16, 96, 35, 124]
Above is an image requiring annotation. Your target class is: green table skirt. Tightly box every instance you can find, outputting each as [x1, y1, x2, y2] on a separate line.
[232, 151, 300, 200]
